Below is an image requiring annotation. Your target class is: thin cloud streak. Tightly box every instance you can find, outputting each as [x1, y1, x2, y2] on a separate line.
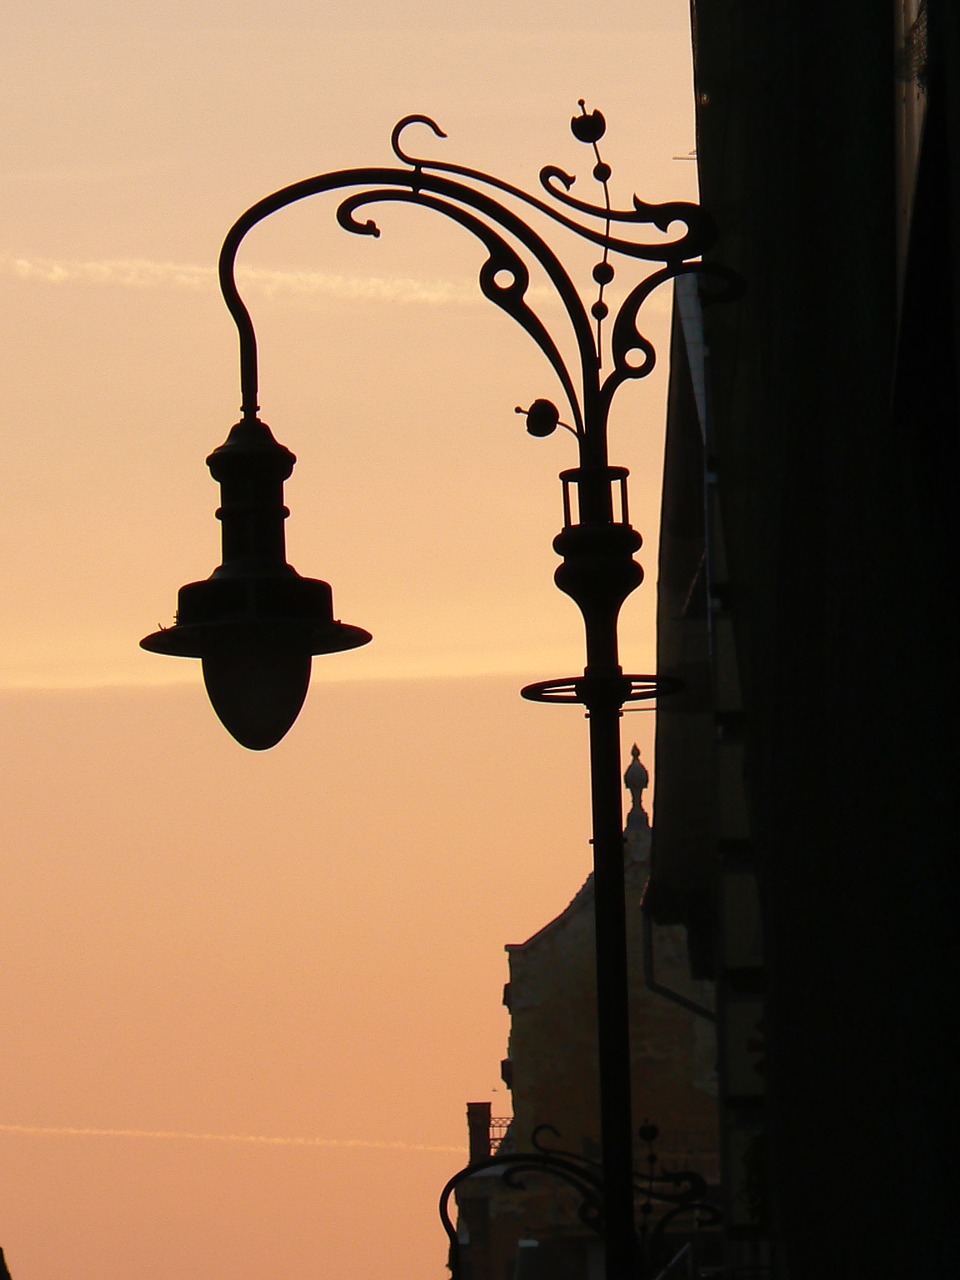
[3, 253, 493, 307]
[0, 1122, 466, 1155]
[2, 252, 672, 316]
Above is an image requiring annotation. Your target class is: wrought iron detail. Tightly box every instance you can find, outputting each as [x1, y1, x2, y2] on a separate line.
[635, 1121, 722, 1260]
[217, 103, 722, 472]
[441, 1122, 719, 1280]
[489, 1116, 513, 1152]
[520, 674, 682, 705]
[440, 1125, 606, 1276]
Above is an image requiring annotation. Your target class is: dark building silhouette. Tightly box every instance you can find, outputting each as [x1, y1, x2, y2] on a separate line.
[650, 1, 957, 1275]
[455, 764, 719, 1278]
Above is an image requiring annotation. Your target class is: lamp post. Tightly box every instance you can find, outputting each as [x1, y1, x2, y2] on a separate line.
[142, 105, 714, 1279]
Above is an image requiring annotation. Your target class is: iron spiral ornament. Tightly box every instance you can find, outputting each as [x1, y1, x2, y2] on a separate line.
[439, 1122, 720, 1279]
[217, 102, 722, 456]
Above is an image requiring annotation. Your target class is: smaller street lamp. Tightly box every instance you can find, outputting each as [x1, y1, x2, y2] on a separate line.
[142, 105, 718, 1279]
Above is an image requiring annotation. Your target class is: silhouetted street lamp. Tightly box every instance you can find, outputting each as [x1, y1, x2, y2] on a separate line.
[142, 105, 715, 1280]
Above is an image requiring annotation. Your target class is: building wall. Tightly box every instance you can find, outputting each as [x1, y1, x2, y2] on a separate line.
[506, 823, 718, 1177]
[455, 806, 720, 1279]
[683, 2, 958, 1274]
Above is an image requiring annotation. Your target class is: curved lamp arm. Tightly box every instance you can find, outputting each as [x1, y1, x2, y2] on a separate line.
[219, 107, 714, 454]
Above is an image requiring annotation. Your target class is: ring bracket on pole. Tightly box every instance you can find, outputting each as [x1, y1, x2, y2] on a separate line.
[520, 674, 682, 705]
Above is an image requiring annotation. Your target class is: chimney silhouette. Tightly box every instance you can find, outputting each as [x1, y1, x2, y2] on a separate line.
[466, 1101, 492, 1163]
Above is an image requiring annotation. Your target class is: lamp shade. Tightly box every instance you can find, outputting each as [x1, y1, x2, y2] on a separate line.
[141, 572, 371, 749]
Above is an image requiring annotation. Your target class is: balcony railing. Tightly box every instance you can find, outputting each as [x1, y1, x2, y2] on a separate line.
[490, 1116, 513, 1153]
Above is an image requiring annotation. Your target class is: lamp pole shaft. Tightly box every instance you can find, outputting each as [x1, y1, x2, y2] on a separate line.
[551, 455, 642, 1279]
[588, 692, 637, 1280]
[576, 526, 639, 1280]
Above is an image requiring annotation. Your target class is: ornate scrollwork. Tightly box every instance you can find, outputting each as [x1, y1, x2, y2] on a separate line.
[334, 184, 589, 437]
[390, 113, 448, 168]
[386, 108, 713, 263]
[217, 104, 720, 470]
[440, 1122, 719, 1280]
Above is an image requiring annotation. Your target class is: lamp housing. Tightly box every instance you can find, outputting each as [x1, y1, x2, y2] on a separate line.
[140, 415, 370, 749]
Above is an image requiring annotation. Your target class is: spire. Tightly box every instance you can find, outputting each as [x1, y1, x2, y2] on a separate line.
[624, 743, 649, 812]
[623, 743, 650, 861]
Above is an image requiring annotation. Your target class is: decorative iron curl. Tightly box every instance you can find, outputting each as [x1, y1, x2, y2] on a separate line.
[533, 1122, 710, 1213]
[217, 107, 718, 455]
[440, 1123, 719, 1280]
[634, 1122, 723, 1272]
[387, 112, 714, 263]
[335, 185, 588, 437]
[390, 113, 448, 167]
[539, 167, 712, 239]
[439, 1126, 606, 1280]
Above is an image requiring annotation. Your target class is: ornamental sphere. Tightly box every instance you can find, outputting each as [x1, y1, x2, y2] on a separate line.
[523, 399, 560, 437]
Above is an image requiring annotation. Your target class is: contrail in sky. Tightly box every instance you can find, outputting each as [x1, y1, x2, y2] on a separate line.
[0, 1123, 465, 1155]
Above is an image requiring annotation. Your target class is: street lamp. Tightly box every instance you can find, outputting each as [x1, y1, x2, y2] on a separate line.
[141, 105, 715, 1278]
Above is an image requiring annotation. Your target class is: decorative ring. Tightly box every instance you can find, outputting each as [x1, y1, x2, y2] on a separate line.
[520, 674, 682, 704]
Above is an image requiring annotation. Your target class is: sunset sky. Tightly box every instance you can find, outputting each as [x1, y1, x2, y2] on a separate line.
[0, 2, 696, 1277]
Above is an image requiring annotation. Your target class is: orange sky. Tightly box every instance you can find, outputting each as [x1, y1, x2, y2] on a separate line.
[0, 3, 696, 1277]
